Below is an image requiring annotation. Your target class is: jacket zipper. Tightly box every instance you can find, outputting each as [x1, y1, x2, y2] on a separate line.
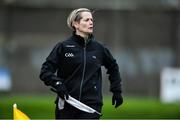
[79, 40, 87, 101]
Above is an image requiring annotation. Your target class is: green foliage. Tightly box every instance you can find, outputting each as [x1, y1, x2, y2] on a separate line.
[0, 95, 180, 119]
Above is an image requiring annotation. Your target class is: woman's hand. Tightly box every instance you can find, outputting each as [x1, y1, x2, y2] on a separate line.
[112, 92, 123, 108]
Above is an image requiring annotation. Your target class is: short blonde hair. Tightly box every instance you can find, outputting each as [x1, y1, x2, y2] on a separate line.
[67, 8, 91, 30]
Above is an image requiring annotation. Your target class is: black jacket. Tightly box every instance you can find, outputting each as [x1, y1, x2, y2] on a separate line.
[39, 33, 122, 105]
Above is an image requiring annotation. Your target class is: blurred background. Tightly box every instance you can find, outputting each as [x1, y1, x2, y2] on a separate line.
[0, 0, 180, 119]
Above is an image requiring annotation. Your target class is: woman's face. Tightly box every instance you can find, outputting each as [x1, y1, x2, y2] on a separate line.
[74, 11, 93, 36]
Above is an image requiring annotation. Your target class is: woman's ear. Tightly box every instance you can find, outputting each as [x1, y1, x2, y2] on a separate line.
[72, 21, 79, 29]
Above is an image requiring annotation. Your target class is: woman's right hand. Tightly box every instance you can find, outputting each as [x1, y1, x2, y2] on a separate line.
[54, 81, 69, 100]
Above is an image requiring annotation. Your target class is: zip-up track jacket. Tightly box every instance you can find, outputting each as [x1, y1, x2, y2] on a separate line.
[40, 33, 122, 106]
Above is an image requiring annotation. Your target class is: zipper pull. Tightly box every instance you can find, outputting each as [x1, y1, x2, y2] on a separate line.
[84, 40, 87, 48]
[84, 36, 89, 47]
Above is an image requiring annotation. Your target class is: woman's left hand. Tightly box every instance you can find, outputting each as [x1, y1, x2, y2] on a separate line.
[112, 92, 123, 108]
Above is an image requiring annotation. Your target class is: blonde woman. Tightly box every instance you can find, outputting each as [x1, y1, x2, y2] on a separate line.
[40, 8, 123, 119]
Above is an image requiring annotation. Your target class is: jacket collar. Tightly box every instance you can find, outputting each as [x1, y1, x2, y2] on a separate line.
[72, 31, 93, 46]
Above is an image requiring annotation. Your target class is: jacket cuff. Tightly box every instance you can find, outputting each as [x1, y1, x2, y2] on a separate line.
[111, 89, 122, 94]
[51, 76, 63, 87]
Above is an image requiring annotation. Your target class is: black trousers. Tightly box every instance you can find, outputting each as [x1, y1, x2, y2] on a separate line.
[55, 102, 102, 119]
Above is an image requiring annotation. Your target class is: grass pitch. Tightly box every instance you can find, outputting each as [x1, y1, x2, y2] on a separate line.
[0, 94, 180, 119]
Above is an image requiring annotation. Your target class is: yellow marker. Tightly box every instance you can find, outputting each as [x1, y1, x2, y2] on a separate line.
[13, 103, 30, 120]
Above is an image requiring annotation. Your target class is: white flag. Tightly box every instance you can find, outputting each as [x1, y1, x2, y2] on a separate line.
[58, 95, 101, 115]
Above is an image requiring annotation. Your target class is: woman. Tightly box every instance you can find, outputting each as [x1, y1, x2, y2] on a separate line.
[39, 8, 123, 119]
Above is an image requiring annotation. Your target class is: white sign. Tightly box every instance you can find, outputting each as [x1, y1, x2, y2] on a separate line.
[0, 68, 11, 91]
[160, 67, 180, 103]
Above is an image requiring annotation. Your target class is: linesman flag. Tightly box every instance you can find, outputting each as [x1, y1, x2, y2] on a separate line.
[13, 103, 30, 120]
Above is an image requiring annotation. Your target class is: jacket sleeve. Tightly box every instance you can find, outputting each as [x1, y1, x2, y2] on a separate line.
[39, 43, 63, 86]
[102, 46, 122, 93]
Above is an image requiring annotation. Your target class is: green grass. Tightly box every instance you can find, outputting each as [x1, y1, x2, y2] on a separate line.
[102, 97, 180, 119]
[0, 94, 180, 119]
[0, 94, 55, 119]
